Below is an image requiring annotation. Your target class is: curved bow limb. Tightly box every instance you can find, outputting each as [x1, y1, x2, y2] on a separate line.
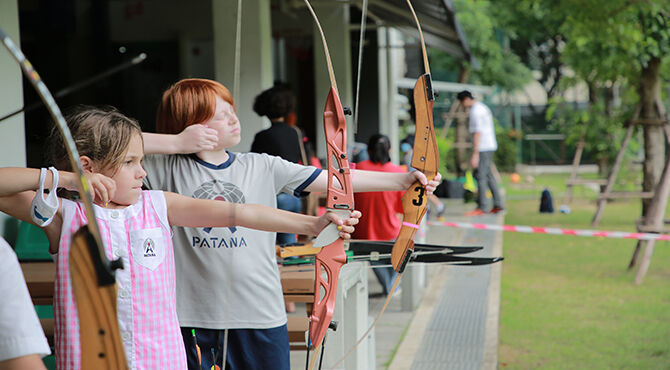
[308, 238, 347, 349]
[0, 28, 127, 369]
[70, 227, 127, 368]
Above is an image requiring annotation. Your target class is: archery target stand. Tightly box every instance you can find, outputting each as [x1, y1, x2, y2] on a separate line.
[585, 99, 669, 283]
[590, 103, 668, 227]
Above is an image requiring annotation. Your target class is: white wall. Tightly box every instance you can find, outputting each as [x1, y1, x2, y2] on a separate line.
[378, 27, 406, 164]
[0, 0, 26, 168]
[0, 0, 25, 238]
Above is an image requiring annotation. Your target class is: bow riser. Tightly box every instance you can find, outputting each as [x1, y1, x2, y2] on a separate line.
[323, 87, 354, 210]
[391, 207, 422, 273]
[392, 74, 438, 273]
[308, 238, 347, 348]
[309, 87, 353, 350]
[411, 74, 438, 176]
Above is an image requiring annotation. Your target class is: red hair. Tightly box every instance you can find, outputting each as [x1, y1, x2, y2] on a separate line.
[156, 78, 235, 134]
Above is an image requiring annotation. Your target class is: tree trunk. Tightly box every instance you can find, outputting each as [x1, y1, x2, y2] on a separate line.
[640, 57, 665, 215]
[597, 156, 609, 178]
[587, 81, 597, 105]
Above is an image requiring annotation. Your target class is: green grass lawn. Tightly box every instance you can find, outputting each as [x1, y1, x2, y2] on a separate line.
[498, 175, 670, 369]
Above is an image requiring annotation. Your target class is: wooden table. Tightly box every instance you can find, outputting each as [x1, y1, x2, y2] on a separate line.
[21, 261, 316, 349]
[21, 261, 55, 306]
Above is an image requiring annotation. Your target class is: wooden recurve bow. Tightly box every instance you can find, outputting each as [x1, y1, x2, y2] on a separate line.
[328, 1, 438, 367]
[0, 28, 127, 369]
[302, 1, 355, 369]
[391, 0, 439, 274]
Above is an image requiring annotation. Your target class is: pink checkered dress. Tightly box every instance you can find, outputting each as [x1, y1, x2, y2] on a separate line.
[54, 191, 186, 369]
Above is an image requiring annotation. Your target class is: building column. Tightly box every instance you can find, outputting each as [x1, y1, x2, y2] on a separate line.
[0, 0, 25, 168]
[0, 1, 25, 238]
[377, 27, 405, 164]
[311, 2, 353, 159]
[213, 0, 273, 152]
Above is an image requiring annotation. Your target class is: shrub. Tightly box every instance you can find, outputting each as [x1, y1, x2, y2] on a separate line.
[494, 126, 518, 172]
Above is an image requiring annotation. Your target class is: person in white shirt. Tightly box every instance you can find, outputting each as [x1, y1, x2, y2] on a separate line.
[0, 237, 50, 370]
[458, 90, 504, 215]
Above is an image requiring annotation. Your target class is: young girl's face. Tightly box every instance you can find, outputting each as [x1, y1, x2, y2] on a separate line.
[201, 97, 241, 150]
[102, 133, 146, 207]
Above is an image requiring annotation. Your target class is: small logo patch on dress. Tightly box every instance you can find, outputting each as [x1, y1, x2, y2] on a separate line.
[143, 238, 156, 257]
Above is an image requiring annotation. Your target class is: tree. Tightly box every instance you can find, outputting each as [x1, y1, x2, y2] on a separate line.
[429, 0, 532, 90]
[428, 0, 532, 175]
[495, 0, 569, 116]
[559, 0, 670, 214]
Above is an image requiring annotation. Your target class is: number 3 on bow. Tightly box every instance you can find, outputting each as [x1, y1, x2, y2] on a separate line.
[412, 186, 426, 206]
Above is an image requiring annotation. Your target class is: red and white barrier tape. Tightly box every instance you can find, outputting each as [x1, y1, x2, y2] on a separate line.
[427, 220, 670, 242]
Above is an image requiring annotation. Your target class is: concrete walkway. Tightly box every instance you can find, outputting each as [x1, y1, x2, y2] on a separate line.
[289, 198, 504, 369]
[389, 200, 503, 369]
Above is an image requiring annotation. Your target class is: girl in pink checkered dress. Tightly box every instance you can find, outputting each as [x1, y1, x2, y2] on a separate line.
[0, 106, 360, 370]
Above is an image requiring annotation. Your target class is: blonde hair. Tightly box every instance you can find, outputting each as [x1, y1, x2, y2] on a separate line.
[155, 78, 235, 135]
[50, 106, 143, 175]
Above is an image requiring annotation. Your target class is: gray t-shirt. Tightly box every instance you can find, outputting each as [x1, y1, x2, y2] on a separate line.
[143, 152, 321, 329]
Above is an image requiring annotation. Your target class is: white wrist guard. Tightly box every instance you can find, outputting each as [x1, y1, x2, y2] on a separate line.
[31, 167, 59, 227]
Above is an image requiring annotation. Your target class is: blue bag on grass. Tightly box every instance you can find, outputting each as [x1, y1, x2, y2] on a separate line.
[540, 188, 554, 213]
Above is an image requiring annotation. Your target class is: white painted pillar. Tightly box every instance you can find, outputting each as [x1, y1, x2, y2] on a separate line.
[213, 0, 273, 152]
[311, 2, 353, 159]
[378, 27, 404, 163]
[0, 1, 26, 238]
[0, 0, 25, 168]
[377, 27, 390, 145]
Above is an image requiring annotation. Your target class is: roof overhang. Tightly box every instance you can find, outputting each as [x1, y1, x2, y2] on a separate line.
[357, 0, 478, 67]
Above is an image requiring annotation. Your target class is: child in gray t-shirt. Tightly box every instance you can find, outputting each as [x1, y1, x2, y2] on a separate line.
[142, 78, 442, 370]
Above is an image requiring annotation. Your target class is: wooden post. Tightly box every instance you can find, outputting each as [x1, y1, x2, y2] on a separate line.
[439, 100, 462, 138]
[564, 139, 585, 203]
[591, 122, 636, 226]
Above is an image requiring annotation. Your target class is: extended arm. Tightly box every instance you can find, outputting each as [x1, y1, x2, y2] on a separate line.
[142, 124, 218, 155]
[0, 168, 52, 197]
[0, 168, 58, 250]
[0, 167, 116, 252]
[305, 169, 441, 194]
[0, 168, 55, 227]
[164, 192, 359, 237]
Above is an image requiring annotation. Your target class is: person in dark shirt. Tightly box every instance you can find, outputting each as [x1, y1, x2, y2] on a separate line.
[251, 84, 302, 164]
[251, 83, 304, 245]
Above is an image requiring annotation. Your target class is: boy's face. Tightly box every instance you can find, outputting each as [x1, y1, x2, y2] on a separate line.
[202, 97, 241, 150]
[103, 133, 146, 206]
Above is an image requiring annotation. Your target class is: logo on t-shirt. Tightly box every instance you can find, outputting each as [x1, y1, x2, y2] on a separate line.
[192, 179, 246, 234]
[143, 238, 156, 257]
